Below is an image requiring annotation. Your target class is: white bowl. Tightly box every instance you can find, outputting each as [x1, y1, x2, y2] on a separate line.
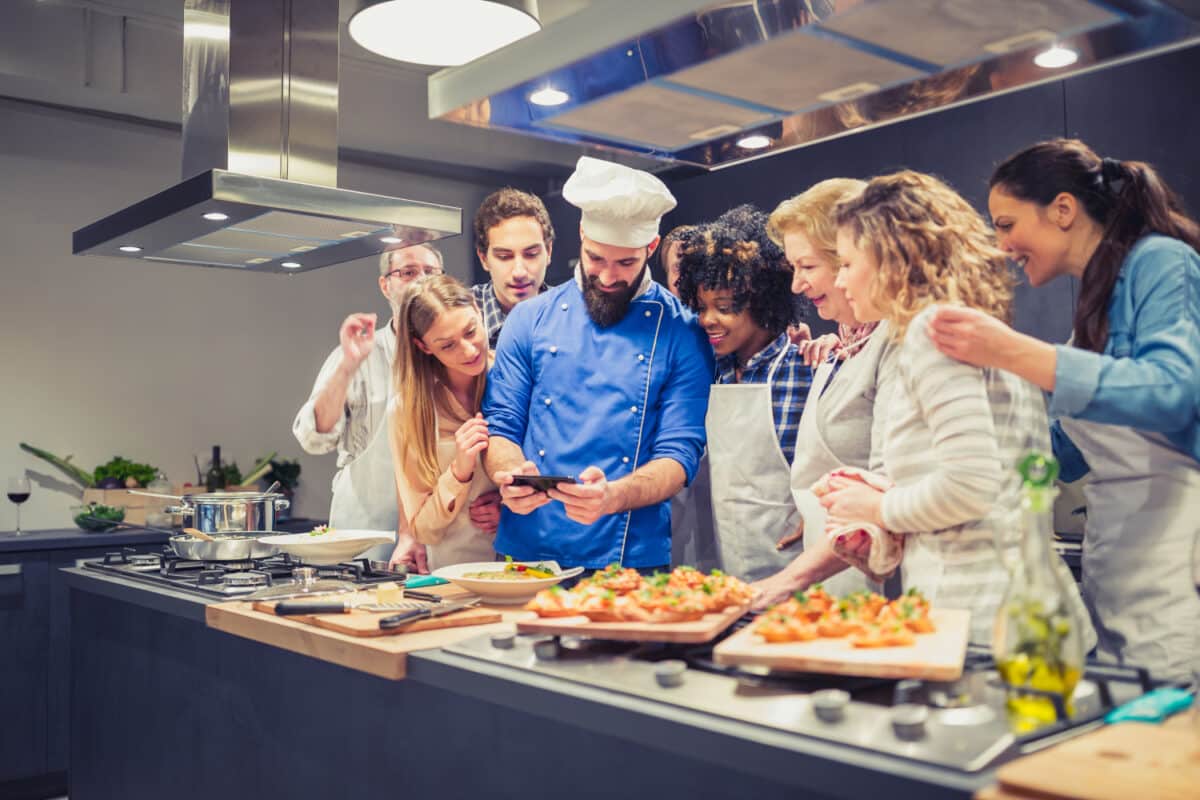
[256, 529, 394, 565]
[431, 561, 584, 605]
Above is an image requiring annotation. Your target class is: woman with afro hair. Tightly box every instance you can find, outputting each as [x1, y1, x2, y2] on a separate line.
[675, 206, 813, 581]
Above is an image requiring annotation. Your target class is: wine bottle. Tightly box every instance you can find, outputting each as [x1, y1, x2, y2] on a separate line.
[205, 446, 224, 492]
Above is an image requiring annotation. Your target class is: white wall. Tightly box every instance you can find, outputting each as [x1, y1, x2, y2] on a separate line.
[0, 99, 497, 531]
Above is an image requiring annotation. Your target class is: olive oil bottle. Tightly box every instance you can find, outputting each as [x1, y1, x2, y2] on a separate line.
[993, 453, 1086, 733]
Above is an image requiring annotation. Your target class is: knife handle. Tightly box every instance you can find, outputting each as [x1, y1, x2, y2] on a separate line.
[275, 600, 349, 616]
[378, 607, 431, 629]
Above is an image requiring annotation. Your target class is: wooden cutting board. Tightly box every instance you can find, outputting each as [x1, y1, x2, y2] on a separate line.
[515, 603, 748, 643]
[248, 599, 501, 638]
[712, 608, 970, 681]
[993, 722, 1200, 800]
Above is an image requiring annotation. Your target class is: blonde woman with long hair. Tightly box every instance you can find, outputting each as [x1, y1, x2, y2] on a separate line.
[386, 275, 498, 571]
[822, 170, 1092, 646]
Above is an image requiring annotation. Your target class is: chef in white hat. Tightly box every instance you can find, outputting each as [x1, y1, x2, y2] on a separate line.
[481, 156, 714, 569]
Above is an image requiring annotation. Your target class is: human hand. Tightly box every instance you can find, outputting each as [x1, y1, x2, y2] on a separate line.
[387, 531, 429, 574]
[750, 570, 804, 611]
[452, 414, 489, 482]
[468, 490, 502, 535]
[547, 466, 612, 525]
[494, 461, 552, 515]
[338, 313, 377, 370]
[926, 305, 1015, 369]
[796, 333, 840, 366]
[819, 476, 885, 530]
[787, 321, 812, 346]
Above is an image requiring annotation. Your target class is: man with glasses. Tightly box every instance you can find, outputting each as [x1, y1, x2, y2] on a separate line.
[292, 244, 443, 562]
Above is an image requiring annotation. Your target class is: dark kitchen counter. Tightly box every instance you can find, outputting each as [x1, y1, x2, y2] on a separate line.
[65, 568, 993, 800]
[0, 526, 171, 554]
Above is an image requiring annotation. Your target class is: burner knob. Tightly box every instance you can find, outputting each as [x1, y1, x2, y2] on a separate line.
[490, 632, 515, 650]
[890, 704, 930, 741]
[654, 660, 687, 688]
[292, 566, 317, 586]
[811, 689, 850, 723]
[532, 637, 559, 661]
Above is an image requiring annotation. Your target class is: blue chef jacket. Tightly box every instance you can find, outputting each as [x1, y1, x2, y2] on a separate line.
[483, 271, 714, 568]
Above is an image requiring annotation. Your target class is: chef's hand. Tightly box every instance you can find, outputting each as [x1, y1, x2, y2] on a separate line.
[468, 490, 502, 535]
[494, 461, 552, 515]
[926, 305, 1015, 369]
[338, 313, 377, 370]
[751, 570, 804, 612]
[548, 466, 612, 525]
[452, 414, 489, 483]
[388, 531, 429, 574]
[819, 476, 885, 530]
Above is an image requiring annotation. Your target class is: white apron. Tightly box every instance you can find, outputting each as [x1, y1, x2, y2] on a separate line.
[327, 408, 397, 561]
[425, 417, 497, 571]
[670, 452, 719, 572]
[707, 346, 802, 582]
[790, 358, 870, 597]
[1058, 415, 1200, 681]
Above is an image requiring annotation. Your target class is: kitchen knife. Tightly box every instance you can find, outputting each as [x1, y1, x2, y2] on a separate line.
[274, 598, 355, 616]
[378, 599, 480, 630]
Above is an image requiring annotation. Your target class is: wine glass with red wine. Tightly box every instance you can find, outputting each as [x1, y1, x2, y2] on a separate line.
[7, 477, 31, 535]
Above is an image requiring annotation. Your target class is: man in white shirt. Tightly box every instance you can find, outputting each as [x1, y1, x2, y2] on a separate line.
[292, 244, 443, 567]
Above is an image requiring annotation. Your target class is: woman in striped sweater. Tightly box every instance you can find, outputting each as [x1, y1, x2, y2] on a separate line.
[822, 170, 1093, 646]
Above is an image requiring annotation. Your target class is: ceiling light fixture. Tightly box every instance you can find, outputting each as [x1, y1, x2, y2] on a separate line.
[529, 86, 569, 107]
[202, 212, 229, 221]
[118, 245, 143, 253]
[1034, 44, 1079, 69]
[281, 261, 303, 269]
[348, 0, 540, 67]
[736, 134, 772, 150]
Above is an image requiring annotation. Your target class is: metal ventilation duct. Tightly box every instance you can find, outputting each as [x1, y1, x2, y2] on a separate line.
[428, 0, 1200, 170]
[74, 0, 460, 273]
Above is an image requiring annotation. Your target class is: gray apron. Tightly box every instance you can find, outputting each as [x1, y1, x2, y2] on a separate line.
[1058, 414, 1200, 681]
[327, 400, 398, 561]
[707, 345, 802, 582]
[670, 452, 719, 571]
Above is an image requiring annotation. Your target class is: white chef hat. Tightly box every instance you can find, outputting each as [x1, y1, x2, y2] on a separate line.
[562, 156, 677, 248]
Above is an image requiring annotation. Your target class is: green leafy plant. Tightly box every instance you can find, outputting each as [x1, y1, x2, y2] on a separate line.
[264, 459, 301, 492]
[93, 456, 158, 488]
[19, 442, 94, 489]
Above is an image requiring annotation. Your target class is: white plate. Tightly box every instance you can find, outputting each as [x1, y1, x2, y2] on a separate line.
[431, 561, 584, 605]
[256, 529, 394, 565]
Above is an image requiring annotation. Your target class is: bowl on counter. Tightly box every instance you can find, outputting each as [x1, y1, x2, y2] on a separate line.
[255, 529, 394, 565]
[72, 504, 126, 532]
[432, 561, 583, 605]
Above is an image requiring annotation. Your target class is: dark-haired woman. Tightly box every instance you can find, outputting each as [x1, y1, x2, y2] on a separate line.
[927, 139, 1200, 680]
[676, 210, 813, 581]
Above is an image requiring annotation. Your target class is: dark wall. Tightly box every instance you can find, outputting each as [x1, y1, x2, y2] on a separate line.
[541, 43, 1200, 344]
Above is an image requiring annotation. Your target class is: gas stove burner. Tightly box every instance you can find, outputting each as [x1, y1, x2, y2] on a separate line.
[127, 553, 162, 569]
[224, 571, 270, 589]
[211, 560, 254, 572]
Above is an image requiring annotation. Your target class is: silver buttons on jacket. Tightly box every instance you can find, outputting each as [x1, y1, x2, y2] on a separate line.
[544, 397, 552, 406]
[622, 456, 630, 464]
[637, 354, 645, 361]
[538, 449, 545, 457]
[550, 345, 558, 354]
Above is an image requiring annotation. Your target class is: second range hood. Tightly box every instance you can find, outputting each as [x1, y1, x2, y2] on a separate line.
[428, 0, 1200, 170]
[74, 0, 460, 273]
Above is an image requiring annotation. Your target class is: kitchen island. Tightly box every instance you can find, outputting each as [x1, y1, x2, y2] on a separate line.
[65, 568, 996, 800]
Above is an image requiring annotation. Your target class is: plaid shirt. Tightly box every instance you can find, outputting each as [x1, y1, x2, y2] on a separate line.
[715, 331, 812, 463]
[471, 281, 552, 348]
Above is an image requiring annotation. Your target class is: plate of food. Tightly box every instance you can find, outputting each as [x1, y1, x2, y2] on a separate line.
[256, 526, 394, 565]
[431, 558, 584, 604]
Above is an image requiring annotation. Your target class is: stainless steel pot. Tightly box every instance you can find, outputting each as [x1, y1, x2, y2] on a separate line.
[168, 532, 280, 561]
[165, 492, 290, 534]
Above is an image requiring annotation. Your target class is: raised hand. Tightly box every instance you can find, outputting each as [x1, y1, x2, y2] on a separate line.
[452, 414, 489, 483]
[338, 313, 378, 370]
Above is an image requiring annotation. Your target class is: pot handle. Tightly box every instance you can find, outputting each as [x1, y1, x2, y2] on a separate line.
[164, 504, 192, 515]
[273, 498, 291, 511]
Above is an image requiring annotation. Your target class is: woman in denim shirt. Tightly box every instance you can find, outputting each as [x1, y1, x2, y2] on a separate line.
[924, 139, 1200, 681]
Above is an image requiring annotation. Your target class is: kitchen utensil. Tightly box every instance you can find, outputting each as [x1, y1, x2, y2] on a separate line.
[431, 560, 583, 604]
[128, 489, 186, 501]
[262, 480, 281, 496]
[379, 598, 481, 630]
[274, 597, 435, 616]
[255, 529, 393, 564]
[183, 527, 214, 542]
[243, 565, 360, 602]
[165, 491, 290, 534]
[169, 531, 280, 561]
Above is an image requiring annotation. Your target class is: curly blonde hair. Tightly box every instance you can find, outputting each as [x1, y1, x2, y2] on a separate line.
[767, 178, 867, 260]
[833, 170, 1013, 336]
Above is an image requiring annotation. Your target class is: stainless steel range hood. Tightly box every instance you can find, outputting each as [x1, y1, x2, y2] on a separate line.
[74, 0, 460, 273]
[428, 0, 1200, 170]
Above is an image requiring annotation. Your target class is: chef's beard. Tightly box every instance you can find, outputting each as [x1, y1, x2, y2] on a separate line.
[583, 264, 647, 328]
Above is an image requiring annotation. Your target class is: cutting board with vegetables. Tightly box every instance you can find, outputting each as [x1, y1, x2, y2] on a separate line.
[248, 598, 501, 638]
[516, 603, 748, 643]
[991, 722, 1200, 800]
[712, 608, 971, 680]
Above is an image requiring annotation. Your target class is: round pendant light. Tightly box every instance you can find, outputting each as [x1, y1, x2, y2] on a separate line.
[349, 0, 541, 67]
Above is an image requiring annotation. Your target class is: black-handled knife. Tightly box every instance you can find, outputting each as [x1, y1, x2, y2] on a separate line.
[378, 599, 479, 630]
[274, 599, 353, 616]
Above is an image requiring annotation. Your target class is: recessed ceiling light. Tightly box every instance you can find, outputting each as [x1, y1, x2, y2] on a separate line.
[118, 245, 143, 253]
[349, 0, 540, 67]
[1034, 45, 1078, 69]
[736, 134, 772, 150]
[529, 87, 569, 107]
[202, 212, 229, 221]
[281, 261, 302, 269]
